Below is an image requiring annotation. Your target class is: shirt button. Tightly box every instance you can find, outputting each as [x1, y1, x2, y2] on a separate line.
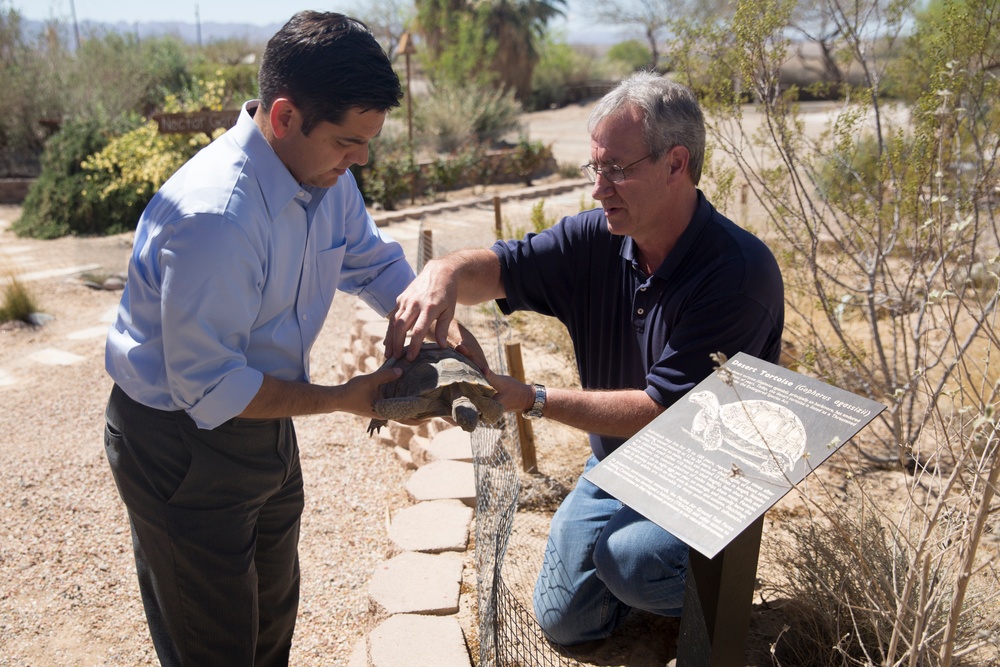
[302, 313, 309, 321]
[637, 308, 645, 315]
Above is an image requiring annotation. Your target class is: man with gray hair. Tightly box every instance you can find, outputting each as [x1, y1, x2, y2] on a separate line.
[385, 71, 784, 648]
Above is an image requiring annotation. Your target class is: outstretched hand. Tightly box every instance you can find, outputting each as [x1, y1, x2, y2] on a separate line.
[385, 265, 458, 361]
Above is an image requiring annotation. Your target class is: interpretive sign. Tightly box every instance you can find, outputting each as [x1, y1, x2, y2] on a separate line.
[152, 110, 240, 136]
[585, 352, 886, 559]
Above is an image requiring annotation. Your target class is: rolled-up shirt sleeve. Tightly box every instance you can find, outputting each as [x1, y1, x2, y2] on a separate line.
[153, 213, 267, 429]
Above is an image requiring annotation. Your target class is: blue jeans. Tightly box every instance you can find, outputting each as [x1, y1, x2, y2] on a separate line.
[532, 455, 689, 646]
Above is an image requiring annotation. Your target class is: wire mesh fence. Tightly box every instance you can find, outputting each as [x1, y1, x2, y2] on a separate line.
[412, 198, 590, 666]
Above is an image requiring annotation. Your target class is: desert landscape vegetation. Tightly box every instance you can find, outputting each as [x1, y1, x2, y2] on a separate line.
[1, 0, 999, 665]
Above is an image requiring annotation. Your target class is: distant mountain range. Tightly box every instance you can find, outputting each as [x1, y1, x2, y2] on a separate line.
[20, 17, 616, 47]
[23, 19, 290, 46]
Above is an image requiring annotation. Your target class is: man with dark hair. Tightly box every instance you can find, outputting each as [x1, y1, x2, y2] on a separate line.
[103, 12, 428, 666]
[386, 72, 784, 649]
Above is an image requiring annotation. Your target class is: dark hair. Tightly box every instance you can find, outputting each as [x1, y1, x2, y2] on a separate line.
[258, 11, 403, 134]
[589, 72, 706, 185]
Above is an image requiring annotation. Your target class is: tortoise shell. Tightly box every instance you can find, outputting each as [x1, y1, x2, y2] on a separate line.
[367, 344, 504, 435]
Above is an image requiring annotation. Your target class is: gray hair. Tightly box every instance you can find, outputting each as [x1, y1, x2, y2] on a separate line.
[588, 72, 706, 185]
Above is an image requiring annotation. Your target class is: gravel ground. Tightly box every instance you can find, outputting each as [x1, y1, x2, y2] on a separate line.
[0, 177, 596, 667]
[0, 205, 422, 666]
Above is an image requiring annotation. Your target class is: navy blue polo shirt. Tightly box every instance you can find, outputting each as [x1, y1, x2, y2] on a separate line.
[492, 190, 784, 460]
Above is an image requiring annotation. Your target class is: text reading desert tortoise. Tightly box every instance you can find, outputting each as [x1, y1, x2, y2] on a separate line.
[367, 344, 504, 435]
[688, 390, 807, 477]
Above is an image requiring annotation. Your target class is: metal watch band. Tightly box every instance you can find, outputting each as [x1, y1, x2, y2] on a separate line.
[524, 383, 546, 419]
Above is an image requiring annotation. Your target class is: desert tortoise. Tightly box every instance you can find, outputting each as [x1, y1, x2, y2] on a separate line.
[688, 390, 807, 477]
[367, 344, 504, 435]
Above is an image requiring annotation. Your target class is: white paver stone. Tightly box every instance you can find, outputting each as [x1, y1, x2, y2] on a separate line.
[405, 460, 476, 506]
[388, 500, 473, 553]
[368, 551, 463, 615]
[367, 614, 471, 667]
[414, 427, 473, 465]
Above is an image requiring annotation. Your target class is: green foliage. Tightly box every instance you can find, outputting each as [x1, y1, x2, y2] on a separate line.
[507, 136, 553, 185]
[0, 8, 65, 176]
[417, 0, 497, 88]
[188, 61, 258, 106]
[504, 198, 557, 239]
[606, 39, 653, 73]
[0, 275, 38, 324]
[66, 32, 192, 121]
[78, 121, 209, 233]
[528, 36, 608, 110]
[15, 78, 229, 238]
[361, 127, 418, 210]
[13, 117, 122, 238]
[415, 80, 523, 152]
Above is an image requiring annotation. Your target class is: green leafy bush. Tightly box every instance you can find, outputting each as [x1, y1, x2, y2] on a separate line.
[506, 137, 553, 186]
[606, 39, 653, 73]
[13, 117, 125, 238]
[77, 121, 209, 233]
[361, 129, 418, 211]
[529, 37, 609, 110]
[15, 79, 228, 238]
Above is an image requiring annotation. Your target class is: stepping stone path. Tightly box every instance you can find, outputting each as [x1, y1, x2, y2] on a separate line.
[337, 299, 483, 667]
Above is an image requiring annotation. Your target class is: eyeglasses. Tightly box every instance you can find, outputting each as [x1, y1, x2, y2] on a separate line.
[580, 154, 652, 184]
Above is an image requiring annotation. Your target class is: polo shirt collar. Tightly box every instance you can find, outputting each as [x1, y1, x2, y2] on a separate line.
[620, 189, 713, 281]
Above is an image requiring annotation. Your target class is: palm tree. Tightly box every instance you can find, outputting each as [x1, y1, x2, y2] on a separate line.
[416, 0, 567, 100]
[485, 0, 567, 100]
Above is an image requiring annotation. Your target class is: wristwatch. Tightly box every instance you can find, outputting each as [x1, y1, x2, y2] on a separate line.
[524, 383, 547, 419]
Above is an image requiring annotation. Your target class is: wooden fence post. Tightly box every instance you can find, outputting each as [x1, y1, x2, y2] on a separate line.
[493, 196, 503, 239]
[503, 342, 537, 473]
[418, 229, 434, 273]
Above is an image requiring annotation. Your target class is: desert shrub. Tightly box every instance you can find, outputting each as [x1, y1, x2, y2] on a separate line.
[188, 61, 258, 106]
[676, 0, 1000, 662]
[0, 9, 64, 177]
[361, 127, 418, 210]
[15, 77, 230, 238]
[426, 153, 467, 194]
[416, 80, 523, 152]
[0, 275, 38, 324]
[65, 31, 191, 121]
[506, 137, 553, 186]
[77, 121, 210, 234]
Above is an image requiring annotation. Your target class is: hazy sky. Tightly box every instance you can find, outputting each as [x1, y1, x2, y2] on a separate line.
[14, 0, 595, 36]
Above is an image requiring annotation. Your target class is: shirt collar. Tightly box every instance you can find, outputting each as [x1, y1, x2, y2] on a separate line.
[620, 190, 713, 280]
[232, 100, 317, 219]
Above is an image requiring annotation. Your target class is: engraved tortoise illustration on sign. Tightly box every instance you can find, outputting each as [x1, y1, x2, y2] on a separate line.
[687, 390, 807, 477]
[367, 344, 504, 436]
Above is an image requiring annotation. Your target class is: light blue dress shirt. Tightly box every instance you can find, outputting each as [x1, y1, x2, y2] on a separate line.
[106, 101, 414, 430]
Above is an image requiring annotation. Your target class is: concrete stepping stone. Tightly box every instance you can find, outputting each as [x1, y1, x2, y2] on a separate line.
[349, 614, 471, 667]
[388, 500, 473, 553]
[405, 460, 476, 506]
[67, 325, 109, 340]
[411, 427, 473, 466]
[29, 348, 85, 365]
[368, 551, 463, 615]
